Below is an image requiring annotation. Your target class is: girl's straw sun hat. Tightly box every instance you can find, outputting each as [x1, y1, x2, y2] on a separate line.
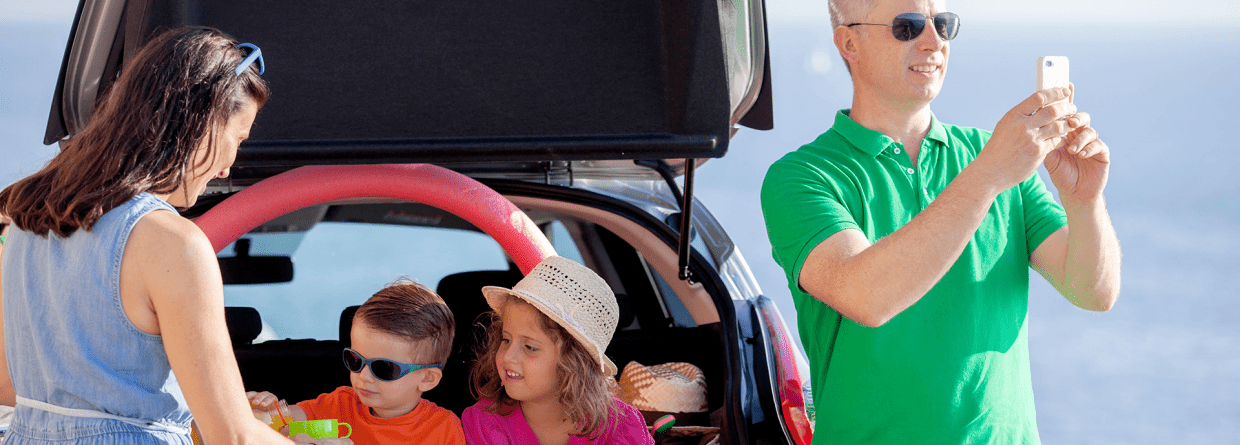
[482, 256, 620, 376]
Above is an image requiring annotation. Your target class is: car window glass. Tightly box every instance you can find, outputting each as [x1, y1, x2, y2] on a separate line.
[650, 267, 697, 328]
[221, 232, 306, 257]
[546, 220, 584, 265]
[222, 222, 507, 341]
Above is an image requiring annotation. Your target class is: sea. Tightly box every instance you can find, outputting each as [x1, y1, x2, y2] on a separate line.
[1, 16, 1237, 445]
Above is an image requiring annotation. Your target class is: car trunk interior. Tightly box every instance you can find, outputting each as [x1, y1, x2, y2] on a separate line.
[218, 194, 729, 431]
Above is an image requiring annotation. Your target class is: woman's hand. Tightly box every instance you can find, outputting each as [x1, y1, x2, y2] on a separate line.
[247, 391, 280, 410]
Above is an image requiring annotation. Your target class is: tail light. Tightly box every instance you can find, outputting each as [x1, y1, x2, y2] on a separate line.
[757, 296, 814, 445]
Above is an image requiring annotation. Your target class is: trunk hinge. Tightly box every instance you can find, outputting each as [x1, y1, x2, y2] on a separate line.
[634, 159, 696, 282]
[541, 161, 573, 186]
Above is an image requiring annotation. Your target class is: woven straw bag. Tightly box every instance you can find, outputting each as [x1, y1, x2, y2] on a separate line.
[617, 361, 708, 414]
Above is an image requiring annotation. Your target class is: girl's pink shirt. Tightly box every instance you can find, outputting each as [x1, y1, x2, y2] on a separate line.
[462, 397, 654, 445]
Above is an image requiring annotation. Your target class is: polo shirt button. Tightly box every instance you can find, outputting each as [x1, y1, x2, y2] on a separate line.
[906, 168, 915, 174]
[894, 147, 902, 154]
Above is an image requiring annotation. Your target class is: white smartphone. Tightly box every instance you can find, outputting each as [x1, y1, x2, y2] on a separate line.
[1036, 56, 1069, 91]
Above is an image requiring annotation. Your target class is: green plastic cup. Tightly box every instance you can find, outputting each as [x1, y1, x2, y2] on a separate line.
[287, 419, 352, 439]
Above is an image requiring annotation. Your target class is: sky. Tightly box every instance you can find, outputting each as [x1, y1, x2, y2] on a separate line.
[765, 0, 1236, 25]
[3, 0, 1237, 24]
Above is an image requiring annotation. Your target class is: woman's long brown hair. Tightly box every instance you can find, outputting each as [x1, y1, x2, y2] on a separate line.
[0, 26, 270, 237]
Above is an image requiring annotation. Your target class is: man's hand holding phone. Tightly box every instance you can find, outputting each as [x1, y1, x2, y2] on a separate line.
[967, 58, 1075, 190]
[975, 86, 1079, 194]
[974, 56, 1109, 206]
[1032, 56, 1111, 205]
[1044, 84, 1109, 205]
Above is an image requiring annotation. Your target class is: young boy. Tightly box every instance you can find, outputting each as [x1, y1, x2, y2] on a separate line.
[249, 279, 465, 445]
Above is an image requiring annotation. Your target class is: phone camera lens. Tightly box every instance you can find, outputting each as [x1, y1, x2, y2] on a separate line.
[1045, 60, 1054, 67]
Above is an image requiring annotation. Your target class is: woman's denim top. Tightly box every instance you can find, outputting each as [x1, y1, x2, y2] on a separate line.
[3, 192, 194, 443]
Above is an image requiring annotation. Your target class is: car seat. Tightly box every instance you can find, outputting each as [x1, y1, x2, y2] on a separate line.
[226, 306, 349, 403]
[333, 267, 647, 415]
[433, 267, 524, 414]
[339, 305, 360, 345]
[225, 306, 262, 346]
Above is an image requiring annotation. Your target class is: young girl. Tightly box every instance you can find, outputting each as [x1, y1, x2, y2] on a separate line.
[463, 256, 653, 445]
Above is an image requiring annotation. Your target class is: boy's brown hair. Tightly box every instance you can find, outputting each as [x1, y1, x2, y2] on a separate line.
[355, 279, 454, 366]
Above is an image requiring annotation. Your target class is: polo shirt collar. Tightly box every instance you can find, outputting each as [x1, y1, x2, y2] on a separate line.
[925, 113, 948, 146]
[831, 109, 948, 157]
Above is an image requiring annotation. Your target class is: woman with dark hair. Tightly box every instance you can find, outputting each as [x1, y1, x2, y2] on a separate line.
[0, 27, 334, 444]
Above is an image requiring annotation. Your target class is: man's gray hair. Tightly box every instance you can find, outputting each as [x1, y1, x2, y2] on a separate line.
[829, 0, 876, 29]
[829, 0, 877, 75]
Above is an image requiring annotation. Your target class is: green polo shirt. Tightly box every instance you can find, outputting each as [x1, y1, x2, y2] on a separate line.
[760, 110, 1066, 445]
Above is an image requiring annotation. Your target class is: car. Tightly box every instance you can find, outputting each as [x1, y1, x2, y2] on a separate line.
[44, 1, 814, 444]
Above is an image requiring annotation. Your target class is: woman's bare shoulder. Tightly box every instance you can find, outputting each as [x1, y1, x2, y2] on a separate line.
[130, 209, 209, 248]
[125, 209, 216, 275]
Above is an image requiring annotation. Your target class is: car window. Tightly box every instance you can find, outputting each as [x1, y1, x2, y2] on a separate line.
[221, 221, 508, 341]
[546, 220, 584, 265]
[650, 266, 697, 328]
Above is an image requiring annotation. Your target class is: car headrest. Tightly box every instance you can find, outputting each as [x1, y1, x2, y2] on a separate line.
[339, 305, 361, 346]
[432, 268, 524, 414]
[224, 306, 262, 346]
[613, 292, 635, 331]
[436, 268, 524, 341]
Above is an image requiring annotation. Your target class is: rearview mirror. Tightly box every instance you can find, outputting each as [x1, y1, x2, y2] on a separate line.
[218, 239, 293, 285]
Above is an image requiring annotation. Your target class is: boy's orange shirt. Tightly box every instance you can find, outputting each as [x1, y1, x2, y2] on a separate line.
[297, 386, 466, 445]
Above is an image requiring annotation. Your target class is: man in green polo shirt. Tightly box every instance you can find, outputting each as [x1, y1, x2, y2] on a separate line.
[760, 0, 1122, 444]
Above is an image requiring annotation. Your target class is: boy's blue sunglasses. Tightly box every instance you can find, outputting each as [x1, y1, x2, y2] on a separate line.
[342, 348, 442, 381]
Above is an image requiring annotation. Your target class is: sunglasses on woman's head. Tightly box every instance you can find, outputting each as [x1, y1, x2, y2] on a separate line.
[846, 12, 960, 42]
[342, 348, 442, 381]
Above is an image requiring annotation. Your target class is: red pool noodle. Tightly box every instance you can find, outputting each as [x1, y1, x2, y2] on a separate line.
[194, 164, 556, 275]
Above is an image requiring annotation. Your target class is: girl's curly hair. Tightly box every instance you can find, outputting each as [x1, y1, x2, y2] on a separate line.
[469, 299, 620, 439]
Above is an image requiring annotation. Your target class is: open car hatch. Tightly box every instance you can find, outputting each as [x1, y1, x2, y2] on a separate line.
[44, 0, 772, 182]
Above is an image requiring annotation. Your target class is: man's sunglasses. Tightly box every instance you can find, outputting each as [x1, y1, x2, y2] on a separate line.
[846, 12, 960, 42]
[342, 348, 442, 382]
